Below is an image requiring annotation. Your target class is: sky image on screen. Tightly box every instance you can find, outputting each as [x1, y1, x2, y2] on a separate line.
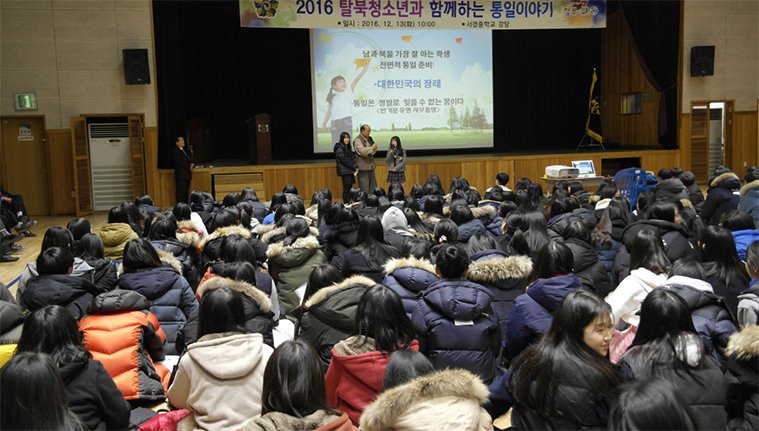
[311, 28, 493, 153]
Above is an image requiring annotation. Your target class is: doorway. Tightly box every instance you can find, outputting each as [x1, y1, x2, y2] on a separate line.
[690, 101, 734, 183]
[0, 116, 50, 216]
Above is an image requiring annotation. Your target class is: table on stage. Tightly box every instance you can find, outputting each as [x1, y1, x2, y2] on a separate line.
[541, 176, 612, 193]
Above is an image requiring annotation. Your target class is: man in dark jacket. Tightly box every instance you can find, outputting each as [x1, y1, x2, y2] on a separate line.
[172, 135, 194, 204]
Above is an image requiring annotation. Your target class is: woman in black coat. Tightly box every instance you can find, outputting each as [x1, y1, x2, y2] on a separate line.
[335, 131, 359, 204]
[618, 289, 726, 431]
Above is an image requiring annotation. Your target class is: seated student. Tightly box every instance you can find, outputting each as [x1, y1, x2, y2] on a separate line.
[724, 325, 759, 431]
[699, 225, 751, 316]
[739, 166, 759, 229]
[189, 190, 215, 234]
[16, 305, 131, 430]
[702, 166, 741, 226]
[721, 210, 759, 262]
[381, 206, 415, 251]
[20, 247, 101, 319]
[449, 202, 487, 245]
[0, 299, 25, 368]
[16, 226, 94, 302]
[501, 241, 583, 365]
[241, 187, 267, 224]
[484, 172, 512, 199]
[79, 289, 168, 403]
[147, 214, 202, 289]
[173, 201, 208, 240]
[182, 262, 275, 349]
[741, 240, 759, 327]
[266, 217, 328, 320]
[168, 287, 274, 431]
[562, 220, 611, 298]
[297, 266, 373, 368]
[489, 290, 622, 429]
[382, 239, 440, 319]
[413, 243, 500, 384]
[466, 233, 533, 339]
[118, 238, 198, 355]
[74, 233, 118, 292]
[135, 194, 160, 213]
[361, 350, 492, 431]
[341, 216, 399, 283]
[618, 289, 726, 431]
[325, 285, 418, 425]
[676, 169, 705, 213]
[608, 377, 698, 431]
[652, 168, 690, 202]
[200, 208, 268, 266]
[100, 204, 139, 260]
[0, 184, 36, 234]
[0, 352, 84, 431]
[429, 218, 458, 262]
[568, 181, 591, 208]
[324, 206, 360, 269]
[241, 340, 357, 431]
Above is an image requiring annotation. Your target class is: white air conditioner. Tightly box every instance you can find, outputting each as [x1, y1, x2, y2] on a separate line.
[88, 123, 133, 210]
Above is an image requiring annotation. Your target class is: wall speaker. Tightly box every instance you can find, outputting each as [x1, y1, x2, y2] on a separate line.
[123, 49, 151, 85]
[690, 46, 715, 77]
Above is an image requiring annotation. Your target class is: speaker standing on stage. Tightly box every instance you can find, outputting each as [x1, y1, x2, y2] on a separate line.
[385, 136, 406, 185]
[334, 132, 359, 204]
[353, 124, 377, 194]
[172, 136, 194, 204]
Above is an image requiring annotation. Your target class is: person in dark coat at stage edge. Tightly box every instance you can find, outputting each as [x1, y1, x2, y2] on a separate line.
[172, 135, 194, 204]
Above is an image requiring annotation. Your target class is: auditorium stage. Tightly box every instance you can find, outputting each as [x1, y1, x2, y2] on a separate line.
[152, 147, 680, 208]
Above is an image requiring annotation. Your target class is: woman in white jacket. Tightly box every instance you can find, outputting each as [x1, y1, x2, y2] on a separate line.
[605, 229, 670, 327]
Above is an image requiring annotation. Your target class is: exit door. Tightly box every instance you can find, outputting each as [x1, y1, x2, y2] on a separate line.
[0, 116, 50, 216]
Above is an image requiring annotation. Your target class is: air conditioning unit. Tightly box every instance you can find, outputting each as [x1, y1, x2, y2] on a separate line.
[88, 123, 133, 210]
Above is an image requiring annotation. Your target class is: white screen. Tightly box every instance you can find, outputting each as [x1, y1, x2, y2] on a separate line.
[311, 29, 494, 153]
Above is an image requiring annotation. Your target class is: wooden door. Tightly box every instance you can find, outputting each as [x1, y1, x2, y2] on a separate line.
[70, 116, 93, 216]
[128, 115, 146, 197]
[690, 104, 710, 184]
[0, 116, 50, 215]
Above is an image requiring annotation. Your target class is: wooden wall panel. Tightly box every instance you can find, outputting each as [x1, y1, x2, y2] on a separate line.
[601, 8, 661, 147]
[144, 127, 160, 203]
[47, 129, 76, 215]
[731, 111, 759, 176]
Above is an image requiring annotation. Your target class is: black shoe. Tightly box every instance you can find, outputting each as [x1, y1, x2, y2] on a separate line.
[19, 215, 29, 223]
[14, 220, 36, 232]
[22, 230, 36, 237]
[1, 254, 19, 262]
[9, 243, 23, 252]
[1, 232, 22, 245]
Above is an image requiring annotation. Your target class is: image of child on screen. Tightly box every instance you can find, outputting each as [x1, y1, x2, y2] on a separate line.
[321, 61, 370, 148]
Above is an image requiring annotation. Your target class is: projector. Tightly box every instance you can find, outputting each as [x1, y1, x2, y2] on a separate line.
[545, 165, 579, 179]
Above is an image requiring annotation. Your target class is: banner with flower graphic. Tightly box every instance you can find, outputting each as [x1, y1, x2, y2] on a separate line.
[240, 0, 605, 30]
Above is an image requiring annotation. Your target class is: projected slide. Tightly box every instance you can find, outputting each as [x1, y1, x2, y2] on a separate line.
[312, 29, 493, 153]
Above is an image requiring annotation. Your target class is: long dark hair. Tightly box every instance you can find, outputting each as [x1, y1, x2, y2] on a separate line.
[41, 226, 74, 254]
[390, 135, 403, 154]
[16, 305, 90, 366]
[509, 290, 623, 417]
[621, 289, 713, 382]
[172, 202, 192, 222]
[403, 207, 432, 234]
[197, 286, 248, 338]
[76, 233, 105, 260]
[383, 349, 434, 391]
[261, 340, 339, 419]
[66, 217, 91, 252]
[422, 196, 445, 218]
[0, 352, 83, 431]
[522, 211, 549, 257]
[352, 285, 415, 353]
[699, 225, 749, 284]
[220, 234, 256, 263]
[352, 216, 397, 269]
[608, 378, 697, 430]
[534, 241, 573, 279]
[630, 229, 670, 274]
[147, 214, 178, 241]
[122, 238, 163, 272]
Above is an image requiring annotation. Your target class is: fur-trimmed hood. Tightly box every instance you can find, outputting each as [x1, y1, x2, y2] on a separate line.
[177, 219, 201, 233]
[442, 205, 495, 219]
[176, 231, 200, 248]
[196, 276, 271, 313]
[419, 212, 443, 226]
[711, 172, 741, 189]
[261, 225, 320, 244]
[305, 204, 319, 223]
[198, 225, 251, 250]
[265, 234, 321, 261]
[305, 274, 375, 308]
[468, 253, 533, 283]
[359, 368, 489, 431]
[741, 179, 759, 197]
[726, 325, 759, 361]
[384, 256, 436, 276]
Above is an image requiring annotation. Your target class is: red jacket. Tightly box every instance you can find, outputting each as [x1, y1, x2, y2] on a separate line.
[80, 290, 168, 401]
[325, 337, 419, 425]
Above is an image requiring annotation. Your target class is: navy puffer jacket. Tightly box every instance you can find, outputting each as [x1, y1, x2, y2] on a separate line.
[150, 237, 202, 289]
[381, 257, 439, 318]
[501, 273, 583, 365]
[564, 238, 611, 298]
[467, 250, 532, 339]
[702, 172, 741, 226]
[118, 265, 198, 354]
[412, 278, 501, 384]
